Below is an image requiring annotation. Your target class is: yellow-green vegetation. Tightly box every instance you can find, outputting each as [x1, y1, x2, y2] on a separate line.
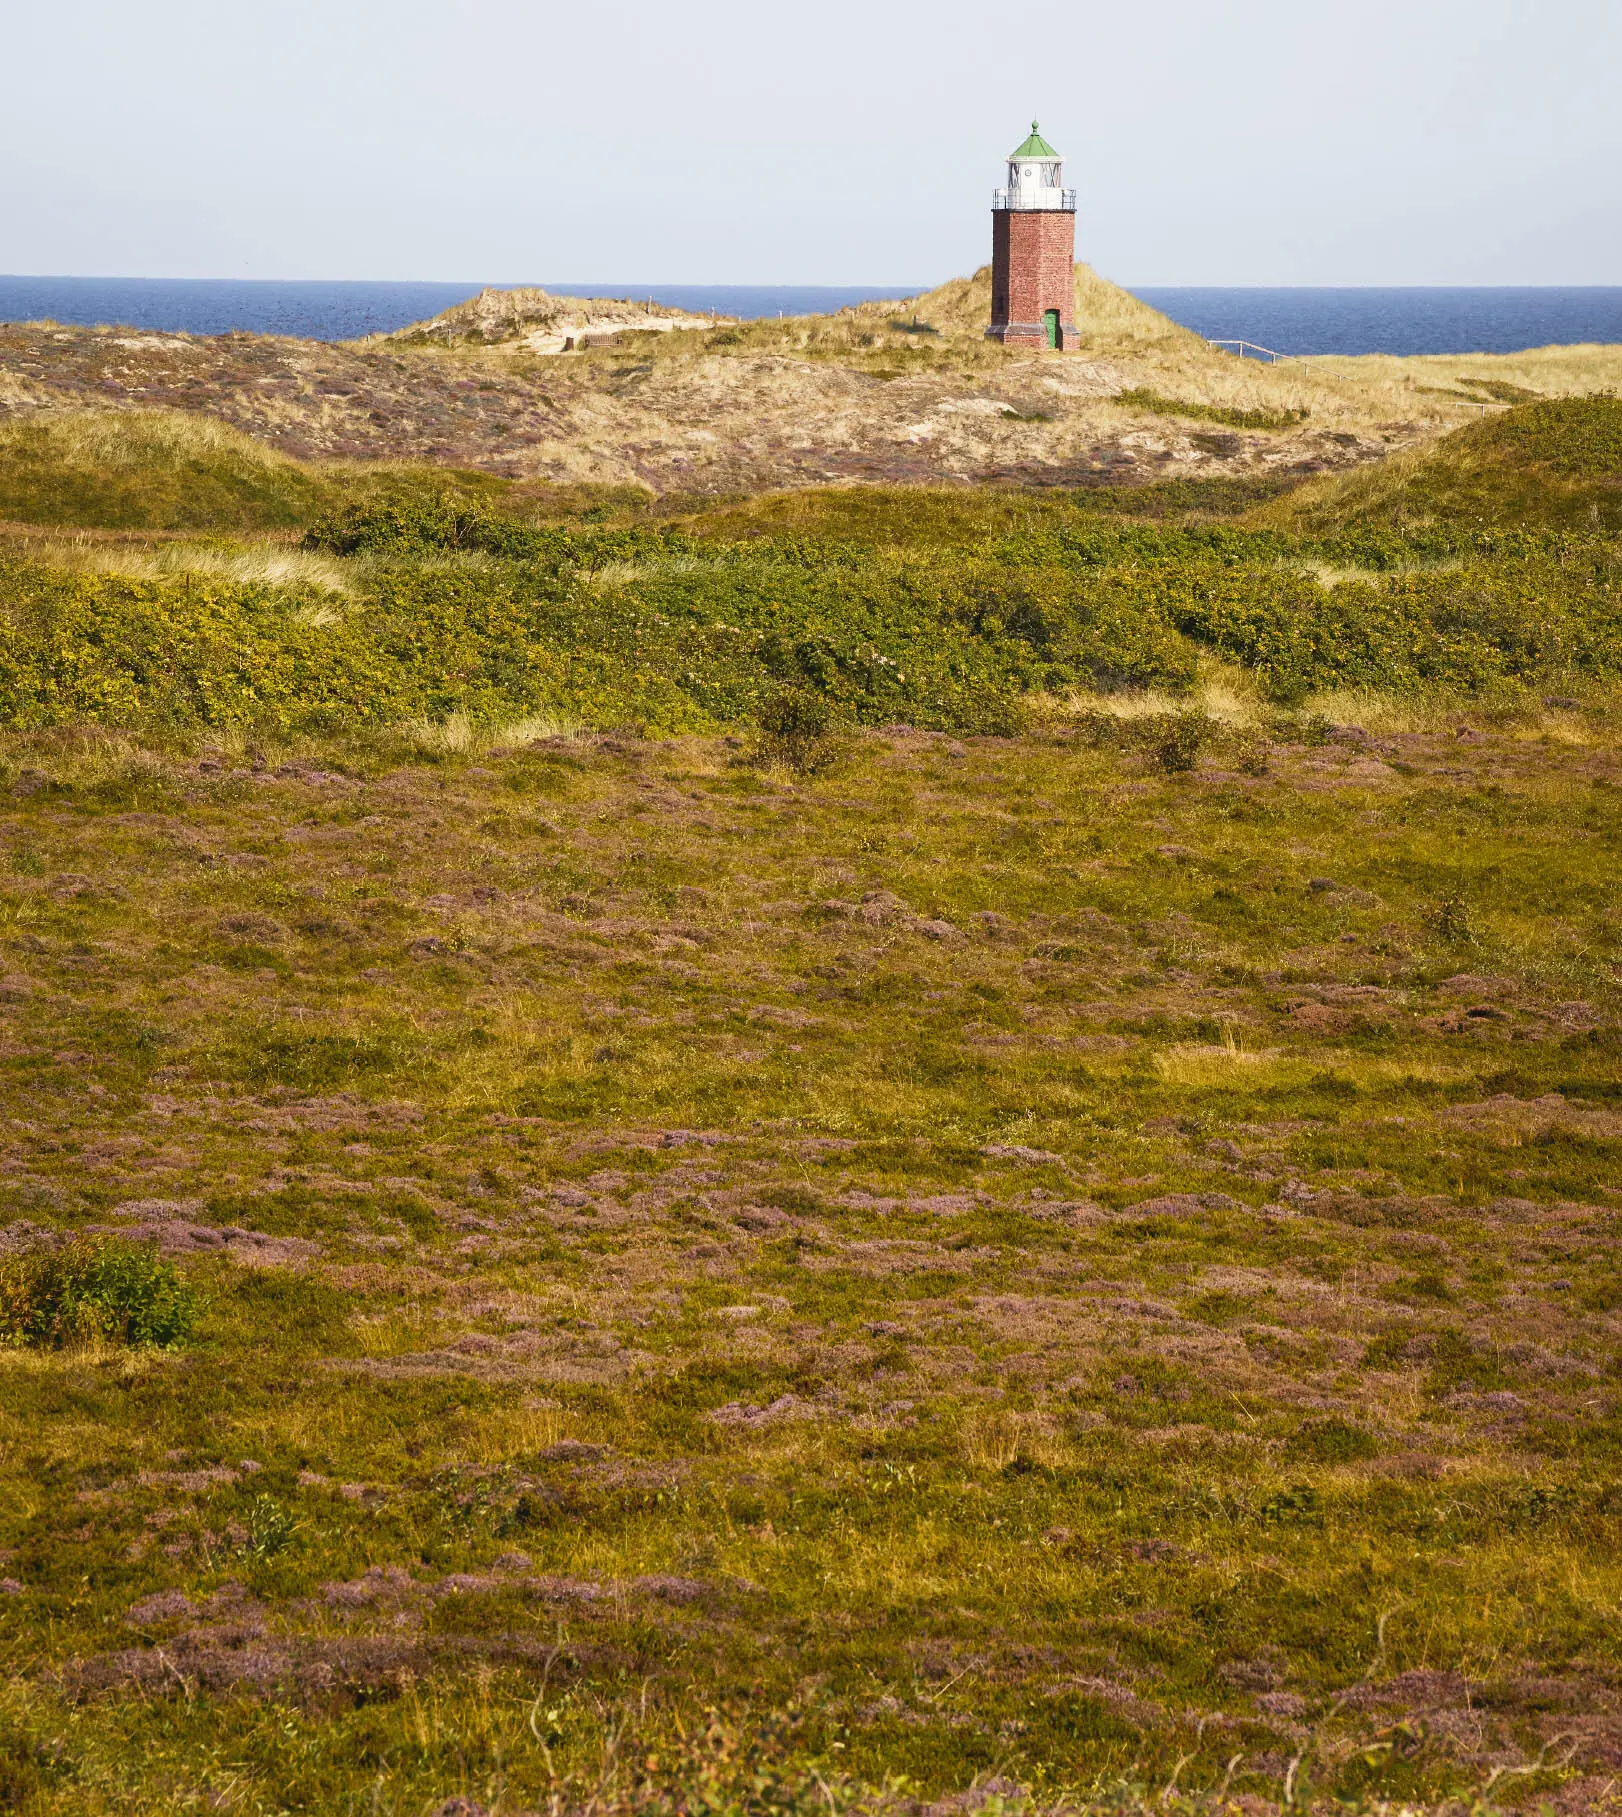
[2, 402, 1620, 736]
[1110, 388, 1311, 433]
[0, 1237, 201, 1350]
[0, 411, 513, 532]
[1259, 394, 1622, 534]
[0, 377, 1620, 1815]
[2, 516, 1613, 732]
[1308, 342, 1622, 429]
[0, 710, 1619, 1815]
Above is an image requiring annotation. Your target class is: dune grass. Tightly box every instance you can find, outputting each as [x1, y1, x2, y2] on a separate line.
[3, 401, 1621, 742]
[3, 530, 352, 593]
[0, 411, 331, 530]
[0, 411, 518, 532]
[377, 264, 1600, 445]
[1255, 394, 1622, 535]
[545, 267, 1620, 445]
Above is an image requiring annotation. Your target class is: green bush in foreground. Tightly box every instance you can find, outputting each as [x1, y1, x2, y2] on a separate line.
[1149, 710, 1211, 773]
[0, 1237, 202, 1349]
[749, 685, 845, 773]
[302, 493, 569, 561]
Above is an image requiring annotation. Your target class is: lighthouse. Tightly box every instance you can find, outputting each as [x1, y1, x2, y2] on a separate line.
[987, 123, 1080, 351]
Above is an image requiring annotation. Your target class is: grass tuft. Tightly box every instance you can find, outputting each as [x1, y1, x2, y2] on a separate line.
[1114, 387, 1311, 432]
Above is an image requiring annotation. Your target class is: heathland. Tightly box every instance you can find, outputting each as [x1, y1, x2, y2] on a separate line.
[0, 276, 1620, 1817]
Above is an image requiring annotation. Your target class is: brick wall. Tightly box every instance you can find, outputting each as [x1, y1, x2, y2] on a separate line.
[989, 210, 1079, 349]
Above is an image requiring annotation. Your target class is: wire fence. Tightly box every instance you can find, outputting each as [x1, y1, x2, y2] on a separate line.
[1206, 338, 1308, 370]
[1206, 337, 1502, 407]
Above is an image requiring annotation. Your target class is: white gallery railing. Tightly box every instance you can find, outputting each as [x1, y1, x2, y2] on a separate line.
[991, 188, 1077, 211]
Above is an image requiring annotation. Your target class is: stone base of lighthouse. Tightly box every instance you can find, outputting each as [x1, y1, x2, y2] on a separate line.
[987, 209, 1080, 350]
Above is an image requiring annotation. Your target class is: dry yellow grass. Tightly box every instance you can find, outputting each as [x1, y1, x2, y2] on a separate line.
[1315, 343, 1622, 401]
[3, 532, 351, 593]
[1039, 673, 1620, 741]
[0, 407, 293, 474]
[4, 278, 1618, 502]
[389, 263, 1607, 446]
[394, 709, 582, 759]
[1042, 671, 1266, 725]
[378, 286, 725, 354]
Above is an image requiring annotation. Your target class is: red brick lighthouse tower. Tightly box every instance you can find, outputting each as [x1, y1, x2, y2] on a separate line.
[987, 122, 1080, 351]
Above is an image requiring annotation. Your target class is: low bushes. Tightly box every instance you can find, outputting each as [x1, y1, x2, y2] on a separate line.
[303, 494, 570, 561]
[1168, 551, 1622, 700]
[0, 1237, 202, 1349]
[749, 686, 844, 773]
[0, 496, 1618, 735]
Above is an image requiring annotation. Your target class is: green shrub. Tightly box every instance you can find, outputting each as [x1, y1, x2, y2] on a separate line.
[1231, 729, 1272, 775]
[3, 500, 1620, 738]
[0, 1237, 203, 1349]
[1426, 893, 1476, 945]
[241, 1493, 302, 1560]
[750, 686, 843, 774]
[302, 493, 567, 560]
[1151, 712, 1211, 774]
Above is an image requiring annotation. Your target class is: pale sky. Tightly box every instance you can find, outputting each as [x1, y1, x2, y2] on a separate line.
[5, 0, 1618, 286]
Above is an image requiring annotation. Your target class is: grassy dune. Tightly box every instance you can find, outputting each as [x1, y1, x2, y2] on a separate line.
[0, 411, 517, 533]
[0, 354, 1619, 1815]
[1257, 394, 1622, 534]
[8, 270, 1621, 497]
[372, 264, 1621, 450]
[0, 411, 331, 531]
[1, 401, 1620, 742]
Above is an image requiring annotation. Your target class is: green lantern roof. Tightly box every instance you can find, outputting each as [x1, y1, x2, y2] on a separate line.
[1009, 121, 1060, 159]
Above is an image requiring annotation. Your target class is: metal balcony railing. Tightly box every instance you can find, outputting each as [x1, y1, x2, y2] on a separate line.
[992, 187, 1077, 211]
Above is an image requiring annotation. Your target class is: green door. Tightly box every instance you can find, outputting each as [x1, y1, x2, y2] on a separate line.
[1043, 309, 1060, 349]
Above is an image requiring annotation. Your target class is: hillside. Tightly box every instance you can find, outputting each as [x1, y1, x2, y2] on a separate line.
[1255, 392, 1622, 534]
[1, 704, 1621, 1815]
[11, 267, 1618, 501]
[385, 287, 727, 354]
[0, 411, 529, 533]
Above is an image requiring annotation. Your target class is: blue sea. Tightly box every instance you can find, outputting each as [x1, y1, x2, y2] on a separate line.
[0, 275, 1619, 356]
[1132, 287, 1622, 358]
[0, 278, 915, 343]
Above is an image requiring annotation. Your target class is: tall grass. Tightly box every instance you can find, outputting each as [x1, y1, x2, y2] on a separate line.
[7, 532, 351, 593]
[394, 708, 581, 757]
[0, 410, 328, 530]
[1257, 393, 1622, 533]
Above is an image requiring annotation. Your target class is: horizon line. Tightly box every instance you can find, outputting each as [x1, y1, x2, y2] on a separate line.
[4, 273, 1622, 293]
